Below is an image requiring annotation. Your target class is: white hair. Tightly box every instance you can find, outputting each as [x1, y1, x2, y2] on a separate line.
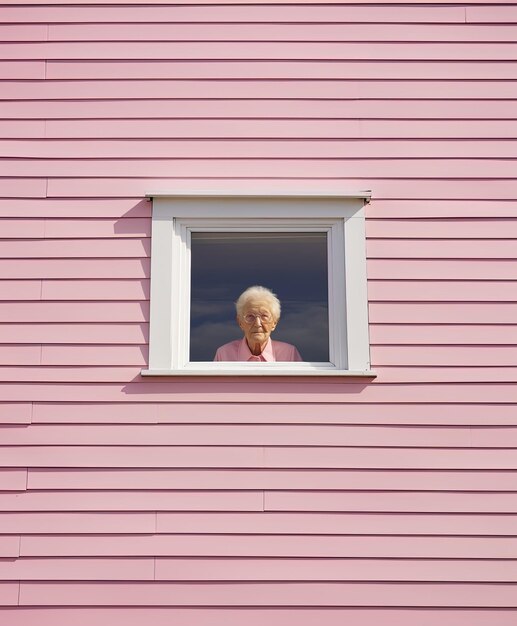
[235, 285, 281, 320]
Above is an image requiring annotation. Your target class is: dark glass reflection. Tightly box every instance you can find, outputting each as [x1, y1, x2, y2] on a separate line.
[190, 232, 329, 362]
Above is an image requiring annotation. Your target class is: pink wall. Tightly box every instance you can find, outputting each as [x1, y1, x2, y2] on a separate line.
[1, 1, 517, 623]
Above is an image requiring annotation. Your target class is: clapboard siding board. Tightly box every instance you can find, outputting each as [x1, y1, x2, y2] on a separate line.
[24, 468, 517, 491]
[2, 609, 517, 626]
[0, 324, 148, 344]
[44, 61, 517, 80]
[42, 120, 517, 139]
[43, 23, 517, 42]
[2, 557, 517, 582]
[0, 198, 151, 219]
[15, 581, 517, 607]
[1, 491, 264, 512]
[0, 557, 155, 581]
[4, 446, 517, 470]
[27, 401, 517, 425]
[0, 6, 468, 23]
[0, 260, 149, 279]
[6, 42, 517, 61]
[5, 140, 517, 159]
[5, 79, 517, 100]
[2, 2, 517, 621]
[6, 159, 517, 179]
[0, 423, 478, 446]
[17, 534, 517, 558]
[1, 511, 516, 536]
[3, 383, 517, 403]
[0, 240, 150, 258]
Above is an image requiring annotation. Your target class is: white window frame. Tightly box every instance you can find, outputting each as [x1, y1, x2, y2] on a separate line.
[141, 192, 374, 377]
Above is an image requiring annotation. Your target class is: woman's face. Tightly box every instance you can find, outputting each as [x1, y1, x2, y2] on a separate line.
[237, 298, 278, 350]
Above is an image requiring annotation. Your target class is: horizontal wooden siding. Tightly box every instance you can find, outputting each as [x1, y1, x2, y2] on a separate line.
[1, 1, 517, 623]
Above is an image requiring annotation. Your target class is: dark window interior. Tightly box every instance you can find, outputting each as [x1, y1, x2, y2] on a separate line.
[190, 232, 329, 362]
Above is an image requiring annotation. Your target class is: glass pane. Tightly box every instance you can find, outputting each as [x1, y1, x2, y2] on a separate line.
[190, 232, 329, 362]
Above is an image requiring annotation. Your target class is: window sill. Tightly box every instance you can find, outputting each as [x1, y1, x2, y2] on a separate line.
[141, 365, 376, 378]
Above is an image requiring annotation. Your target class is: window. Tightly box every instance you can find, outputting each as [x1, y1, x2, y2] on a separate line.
[142, 193, 374, 377]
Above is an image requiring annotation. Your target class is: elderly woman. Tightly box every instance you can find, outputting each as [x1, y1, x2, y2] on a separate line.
[214, 285, 302, 362]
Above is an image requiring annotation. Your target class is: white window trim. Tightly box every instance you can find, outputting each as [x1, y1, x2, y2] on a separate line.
[142, 192, 375, 377]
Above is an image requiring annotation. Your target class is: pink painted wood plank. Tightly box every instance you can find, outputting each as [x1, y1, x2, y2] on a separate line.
[0, 423, 472, 447]
[1, 0, 508, 3]
[0, 512, 155, 534]
[42, 280, 149, 301]
[3, 445, 517, 470]
[19, 534, 517, 559]
[0, 61, 44, 79]
[264, 447, 517, 470]
[0, 323, 148, 344]
[0, 583, 19, 606]
[44, 118, 517, 139]
[0, 179, 45, 198]
[0, 281, 42, 301]
[3, 608, 517, 626]
[0, 346, 40, 365]
[368, 200, 517, 219]
[368, 280, 517, 301]
[7, 158, 517, 179]
[467, 6, 517, 23]
[0, 25, 47, 40]
[7, 41, 517, 61]
[44, 218, 150, 238]
[154, 557, 517, 582]
[45, 60, 517, 80]
[0, 469, 26, 491]
[6, 79, 517, 101]
[472, 428, 517, 447]
[4, 491, 263, 513]
[0, 6, 466, 24]
[368, 260, 517, 279]
[0, 198, 150, 219]
[0, 239, 149, 258]
[26, 468, 517, 492]
[0, 557, 154, 581]
[0, 259, 149, 279]
[8, 555, 517, 583]
[0, 404, 31, 425]
[368, 240, 517, 259]
[46, 22, 517, 43]
[265, 491, 517, 514]
[0, 537, 19, 558]
[26, 401, 517, 427]
[367, 220, 517, 239]
[32, 403, 158, 423]
[6, 139, 517, 160]
[16, 580, 517, 607]
[0, 302, 148, 322]
[10, 422, 473, 446]
[156, 402, 517, 425]
[0, 446, 264, 469]
[157, 512, 517, 536]
[376, 368, 517, 384]
[369, 303, 517, 324]
[3, 382, 517, 404]
[0, 122, 45, 141]
[0, 366, 142, 382]
[0, 220, 44, 238]
[41, 345, 147, 365]
[371, 345, 517, 366]
[370, 324, 517, 345]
